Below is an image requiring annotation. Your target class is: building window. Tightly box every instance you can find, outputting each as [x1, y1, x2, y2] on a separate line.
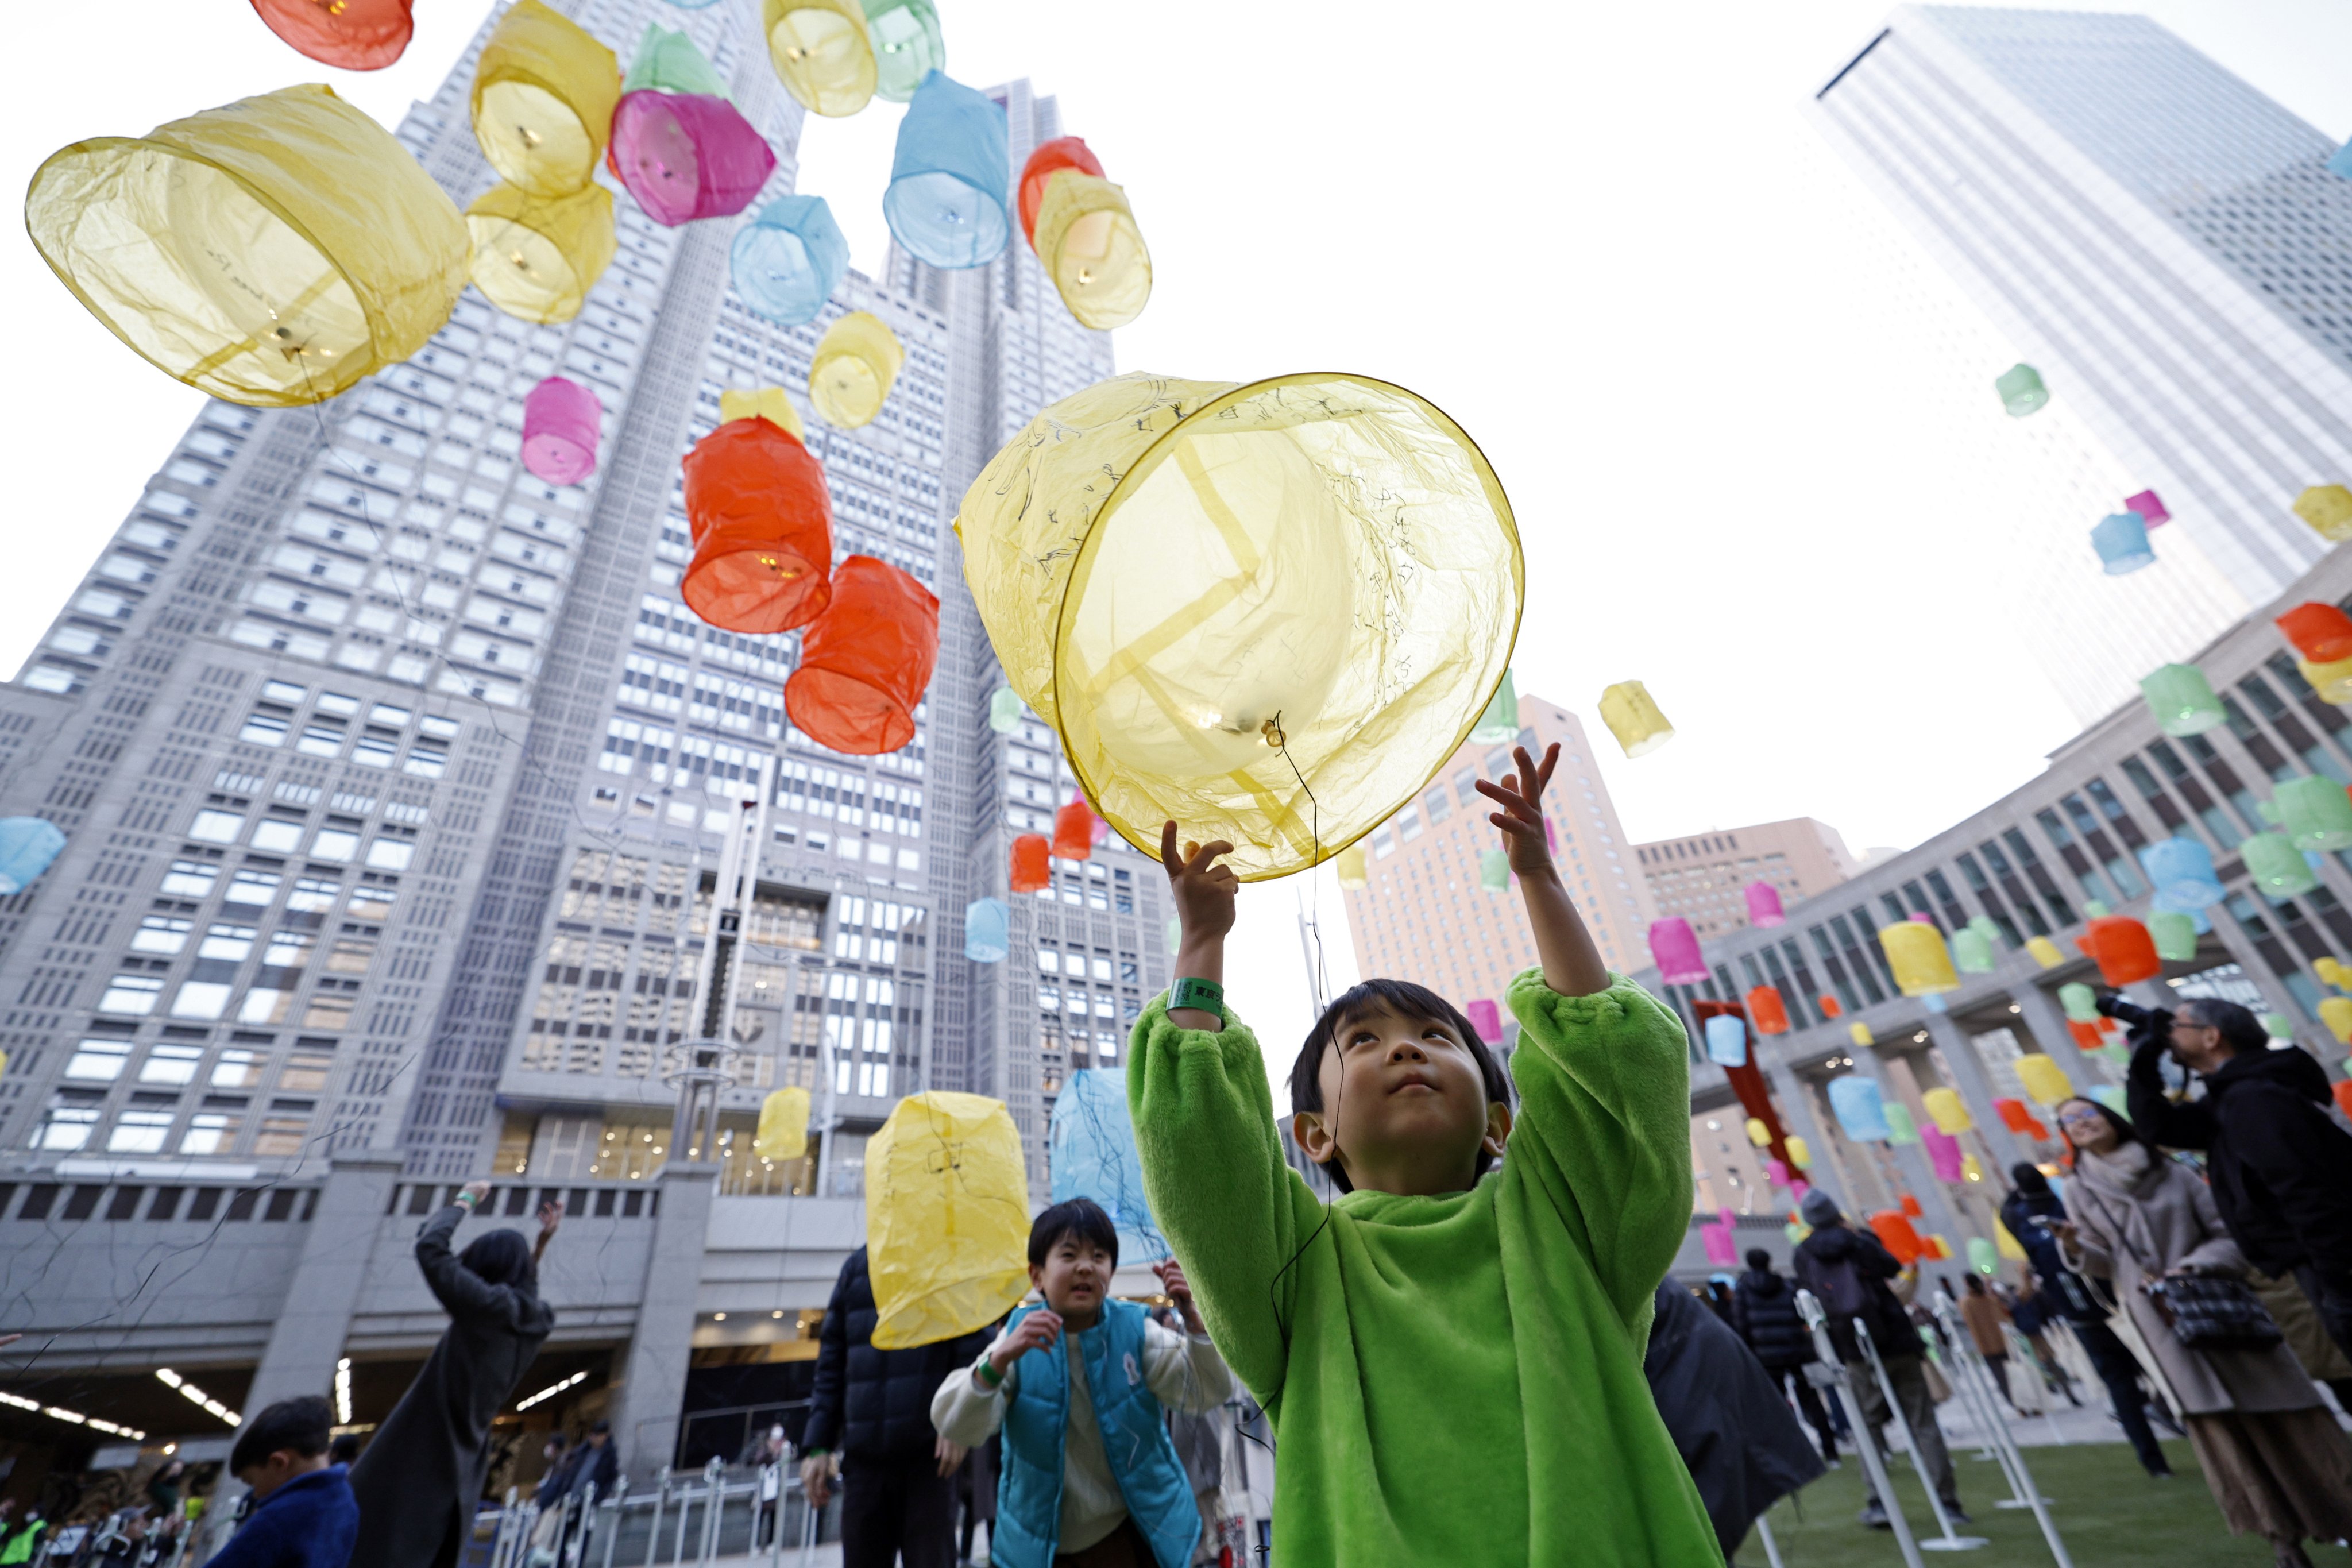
[36, 1103, 99, 1151]
[108, 1110, 175, 1154]
[97, 975, 165, 1015]
[140, 1044, 203, 1086]
[64, 1038, 132, 1081]
[188, 810, 245, 844]
[180, 1112, 239, 1155]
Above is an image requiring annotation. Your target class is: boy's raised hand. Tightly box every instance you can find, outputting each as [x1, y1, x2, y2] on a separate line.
[1474, 743, 1560, 874]
[1159, 821, 1237, 941]
[1474, 743, 1609, 997]
[986, 1308, 1064, 1384]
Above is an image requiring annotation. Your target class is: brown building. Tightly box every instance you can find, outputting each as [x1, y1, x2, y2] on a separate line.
[1636, 818, 1860, 940]
[1341, 692, 1658, 1016]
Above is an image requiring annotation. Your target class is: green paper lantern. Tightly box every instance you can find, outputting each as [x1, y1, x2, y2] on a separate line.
[1967, 1236, 1999, 1275]
[1952, 926, 1995, 973]
[2137, 663, 2226, 737]
[988, 685, 1022, 733]
[2083, 899, 2111, 919]
[2243, 831, 2320, 896]
[861, 0, 945, 102]
[2148, 910, 2198, 961]
[2262, 1011, 2294, 1038]
[1470, 668, 1519, 746]
[1995, 362, 2049, 416]
[624, 24, 732, 96]
[1165, 916, 1180, 955]
[2272, 775, 2352, 851]
[1883, 1101, 1920, 1145]
[2091, 1084, 2129, 1113]
[2058, 982, 2100, 1022]
[1480, 848, 1511, 893]
[1967, 914, 2001, 944]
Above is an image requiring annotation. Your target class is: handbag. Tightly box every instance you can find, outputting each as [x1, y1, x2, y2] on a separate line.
[2077, 1183, 2283, 1350]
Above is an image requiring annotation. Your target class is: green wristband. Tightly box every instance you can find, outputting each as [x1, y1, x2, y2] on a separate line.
[1171, 977, 1224, 1014]
[976, 1359, 1004, 1388]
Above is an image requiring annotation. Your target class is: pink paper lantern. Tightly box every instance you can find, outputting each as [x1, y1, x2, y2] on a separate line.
[1744, 880, 1785, 927]
[1701, 1218, 1737, 1267]
[1466, 998, 1502, 1041]
[2125, 488, 2169, 527]
[1648, 917, 1709, 984]
[1922, 1125, 1965, 1182]
[520, 377, 601, 485]
[1764, 1157, 1791, 1187]
[610, 92, 778, 227]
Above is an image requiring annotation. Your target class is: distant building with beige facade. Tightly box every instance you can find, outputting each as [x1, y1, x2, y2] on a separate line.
[1636, 818, 1860, 940]
[1341, 692, 1656, 1019]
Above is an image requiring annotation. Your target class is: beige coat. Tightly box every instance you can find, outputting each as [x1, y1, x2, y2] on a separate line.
[2064, 1144, 2322, 1417]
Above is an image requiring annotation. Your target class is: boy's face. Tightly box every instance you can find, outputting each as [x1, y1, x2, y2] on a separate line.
[1028, 1230, 1114, 1320]
[1293, 1002, 1511, 1197]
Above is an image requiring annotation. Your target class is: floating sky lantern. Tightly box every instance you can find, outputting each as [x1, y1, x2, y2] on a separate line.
[1922, 1126, 1966, 1181]
[753, 1086, 810, 1161]
[2123, 488, 2168, 527]
[862, 0, 945, 100]
[885, 71, 1009, 268]
[988, 685, 1022, 733]
[1480, 849, 1511, 893]
[1745, 880, 1785, 928]
[2139, 836, 2223, 909]
[2269, 774, 2352, 850]
[1921, 1087, 1973, 1134]
[1469, 668, 1520, 746]
[1052, 791, 1095, 860]
[2083, 899, 2112, 920]
[785, 557, 939, 754]
[1830, 1076, 1892, 1141]
[1849, 1021, 1874, 1048]
[2091, 511, 2154, 574]
[1745, 986, 1790, 1034]
[2083, 916, 2161, 986]
[250, 0, 414, 69]
[1883, 1100, 1918, 1144]
[1951, 925, 1994, 974]
[809, 310, 905, 427]
[2026, 936, 2065, 970]
[1817, 993, 1844, 1018]
[2014, 1053, 2073, 1106]
[732, 196, 849, 326]
[26, 85, 467, 408]
[1870, 1211, 1925, 1265]
[1048, 1069, 1164, 1261]
[0, 821, 67, 896]
[2320, 956, 2351, 990]
[718, 385, 805, 442]
[2321, 997, 2352, 1045]
[1334, 844, 1368, 889]
[2243, 830, 2321, 897]
[1599, 681, 1674, 758]
[2300, 654, 2352, 704]
[611, 86, 776, 226]
[2277, 603, 2352, 665]
[1785, 1135, 1812, 1169]
[2057, 982, 2100, 1022]
[472, 0, 620, 198]
[2331, 142, 2352, 180]
[1466, 999, 1502, 1041]
[1010, 833, 1050, 893]
[1744, 1117, 1771, 1148]
[763, 0, 876, 117]
[1648, 917, 1708, 983]
[865, 1091, 1030, 1348]
[2147, 910, 2197, 961]
[624, 22, 732, 96]
[2265, 1011, 2296, 1040]
[520, 376, 602, 485]
[1995, 363, 2048, 416]
[1032, 154, 1151, 330]
[964, 897, 1009, 962]
[2137, 663, 2224, 736]
[1994, 1098, 2037, 1135]
[465, 181, 617, 323]
[1967, 1236, 2000, 1276]
[1019, 137, 1102, 244]
[2293, 485, 2352, 542]
[1703, 1013, 1748, 1067]
[1880, 921, 1958, 996]
[957, 372, 1520, 882]
[2067, 1018, 2104, 1048]
[681, 415, 832, 634]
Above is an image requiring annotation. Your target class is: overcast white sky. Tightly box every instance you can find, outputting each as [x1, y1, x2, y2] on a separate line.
[4, 0, 2346, 1071]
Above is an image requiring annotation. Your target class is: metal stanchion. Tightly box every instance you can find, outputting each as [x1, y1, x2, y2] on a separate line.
[598, 1478, 628, 1568]
[1754, 1512, 1787, 1568]
[1798, 1289, 1926, 1568]
[1925, 1320, 2034, 1508]
[1854, 1318, 1987, 1552]
[642, 1469, 668, 1568]
[1931, 1298, 2074, 1568]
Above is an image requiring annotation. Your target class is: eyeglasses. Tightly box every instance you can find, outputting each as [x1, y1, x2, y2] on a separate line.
[2054, 1109, 2106, 1126]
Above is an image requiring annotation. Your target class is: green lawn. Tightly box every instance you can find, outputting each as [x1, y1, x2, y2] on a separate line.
[1741, 1440, 2292, 1567]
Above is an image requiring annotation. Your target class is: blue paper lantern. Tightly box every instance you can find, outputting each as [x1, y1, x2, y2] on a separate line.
[2139, 836, 2223, 909]
[1829, 1075, 1891, 1142]
[2331, 141, 2352, 180]
[883, 71, 1009, 269]
[1703, 1012, 1747, 1067]
[1048, 1068, 1166, 1261]
[0, 819, 66, 895]
[2091, 512, 2154, 575]
[1923, 992, 1949, 1014]
[964, 897, 1009, 963]
[732, 196, 849, 326]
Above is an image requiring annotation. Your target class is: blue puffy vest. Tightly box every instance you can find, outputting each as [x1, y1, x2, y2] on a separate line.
[992, 1298, 1201, 1568]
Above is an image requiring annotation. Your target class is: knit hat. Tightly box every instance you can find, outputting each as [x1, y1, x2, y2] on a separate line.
[1799, 1188, 1842, 1228]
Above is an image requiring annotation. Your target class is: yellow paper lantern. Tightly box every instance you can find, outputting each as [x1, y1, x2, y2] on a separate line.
[1879, 922, 1959, 996]
[1785, 1134, 1812, 1170]
[25, 84, 467, 408]
[810, 311, 905, 428]
[957, 372, 1522, 882]
[1928, 1233, 1955, 1262]
[2299, 656, 2352, 705]
[1961, 1153, 1985, 1183]
[762, 0, 876, 118]
[1333, 843, 1368, 889]
[2025, 935, 2065, 970]
[1921, 1087, 1973, 1134]
[465, 181, 617, 324]
[1848, 1021, 1874, 1048]
[753, 1086, 810, 1162]
[471, 0, 619, 198]
[1995, 1223, 2028, 1261]
[1598, 681, 1674, 758]
[2013, 1053, 2074, 1106]
[1744, 1117, 1771, 1148]
[1034, 172, 1152, 330]
[2293, 485, 2352, 542]
[866, 1091, 1031, 1349]
[2322, 995, 2352, 1045]
[2319, 957, 2350, 990]
[720, 385, 807, 444]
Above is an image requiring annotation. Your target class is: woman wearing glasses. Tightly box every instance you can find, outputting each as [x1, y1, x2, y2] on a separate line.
[2048, 1096, 2352, 1568]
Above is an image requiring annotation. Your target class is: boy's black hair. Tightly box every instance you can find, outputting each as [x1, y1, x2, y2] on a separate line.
[1288, 978, 1513, 1194]
[1028, 1197, 1119, 1270]
[230, 1396, 331, 1477]
[1744, 1247, 1772, 1273]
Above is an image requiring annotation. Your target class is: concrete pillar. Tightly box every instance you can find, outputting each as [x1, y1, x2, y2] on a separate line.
[1921, 1013, 2027, 1172]
[1859, 1048, 1967, 1249]
[242, 1156, 403, 1413]
[605, 1161, 719, 1481]
[1762, 1055, 1839, 1208]
[2007, 982, 2108, 1091]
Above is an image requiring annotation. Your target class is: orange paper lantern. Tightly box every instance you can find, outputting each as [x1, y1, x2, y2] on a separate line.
[2331, 1079, 2352, 1121]
[1816, 992, 1844, 1018]
[1010, 833, 1050, 893]
[2277, 603, 2352, 664]
[785, 556, 939, 754]
[250, 0, 414, 69]
[681, 418, 833, 634]
[2067, 1018, 2104, 1049]
[1994, 1097, 2036, 1134]
[1052, 791, 1095, 861]
[1745, 985, 1791, 1036]
[1868, 1211, 1925, 1265]
[1898, 1193, 1924, 1219]
[2083, 916, 2162, 986]
[1017, 135, 1104, 246]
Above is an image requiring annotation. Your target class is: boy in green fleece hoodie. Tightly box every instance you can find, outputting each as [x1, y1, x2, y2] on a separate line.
[1129, 743, 1720, 1566]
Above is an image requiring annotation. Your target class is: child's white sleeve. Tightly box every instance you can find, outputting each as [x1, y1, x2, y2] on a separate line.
[930, 1341, 1017, 1446]
[1141, 1318, 1234, 1415]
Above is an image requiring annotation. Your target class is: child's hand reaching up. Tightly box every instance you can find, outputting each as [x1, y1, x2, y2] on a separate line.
[1474, 742, 1560, 875]
[1161, 822, 1235, 1029]
[1474, 744, 1610, 999]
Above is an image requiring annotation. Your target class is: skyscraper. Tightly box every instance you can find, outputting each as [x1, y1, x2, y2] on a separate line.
[1809, 7, 2352, 619]
[1636, 817, 1859, 940]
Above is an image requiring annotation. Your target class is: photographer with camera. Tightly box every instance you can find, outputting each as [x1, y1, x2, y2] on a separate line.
[2104, 991, 2352, 1363]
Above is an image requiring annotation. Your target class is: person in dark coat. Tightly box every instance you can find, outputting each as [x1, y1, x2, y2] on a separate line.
[798, 1246, 991, 1568]
[566, 1422, 617, 1501]
[210, 1396, 359, 1568]
[1999, 1162, 2170, 1474]
[1644, 1280, 1826, 1563]
[1731, 1248, 1839, 1460]
[2110, 992, 2352, 1360]
[349, 1184, 558, 1568]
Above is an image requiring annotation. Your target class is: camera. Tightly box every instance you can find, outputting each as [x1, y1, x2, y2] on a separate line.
[2094, 992, 2162, 1028]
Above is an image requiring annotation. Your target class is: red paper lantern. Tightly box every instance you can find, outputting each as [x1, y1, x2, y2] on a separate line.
[1017, 136, 1106, 246]
[2332, 1079, 2352, 1121]
[681, 418, 833, 635]
[2083, 915, 2162, 986]
[1052, 791, 1095, 861]
[1924, 1235, 1951, 1260]
[785, 556, 939, 755]
[2067, 1018, 2105, 1049]
[1816, 992, 1844, 1018]
[2277, 602, 2352, 663]
[1994, 1097, 2036, 1134]
[1745, 985, 1790, 1036]
[250, 0, 414, 69]
[1898, 1192, 1924, 1219]
[1010, 833, 1051, 893]
[1868, 1211, 1925, 1265]
[2026, 1115, 2050, 1141]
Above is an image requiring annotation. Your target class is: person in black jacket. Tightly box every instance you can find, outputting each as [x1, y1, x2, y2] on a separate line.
[1732, 1248, 1839, 1461]
[1792, 1190, 1966, 1530]
[2110, 992, 2352, 1360]
[799, 1247, 991, 1568]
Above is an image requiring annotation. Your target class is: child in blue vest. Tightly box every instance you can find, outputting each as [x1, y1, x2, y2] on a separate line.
[932, 1198, 1233, 1568]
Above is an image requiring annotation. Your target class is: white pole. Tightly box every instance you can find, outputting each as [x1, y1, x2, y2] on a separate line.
[1854, 1318, 1987, 1551]
[1798, 1291, 1927, 1568]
